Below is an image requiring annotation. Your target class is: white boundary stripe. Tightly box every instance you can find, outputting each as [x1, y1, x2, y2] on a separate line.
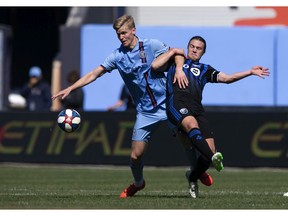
[1, 162, 288, 172]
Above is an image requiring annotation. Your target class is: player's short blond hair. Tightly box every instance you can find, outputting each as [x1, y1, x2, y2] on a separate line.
[113, 15, 135, 31]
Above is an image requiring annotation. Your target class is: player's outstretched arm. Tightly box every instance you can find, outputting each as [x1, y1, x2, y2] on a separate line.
[217, 66, 270, 84]
[51, 66, 106, 100]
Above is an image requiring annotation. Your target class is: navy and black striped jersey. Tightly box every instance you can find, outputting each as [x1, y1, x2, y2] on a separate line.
[167, 58, 220, 115]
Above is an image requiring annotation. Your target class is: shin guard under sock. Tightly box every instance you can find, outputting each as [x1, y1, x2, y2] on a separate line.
[188, 128, 213, 162]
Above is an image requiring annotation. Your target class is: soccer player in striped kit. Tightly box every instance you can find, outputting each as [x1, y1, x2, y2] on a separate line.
[152, 35, 270, 198]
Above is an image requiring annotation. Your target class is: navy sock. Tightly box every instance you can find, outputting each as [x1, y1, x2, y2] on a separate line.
[130, 158, 144, 186]
[188, 128, 213, 162]
[189, 156, 211, 182]
[185, 147, 198, 171]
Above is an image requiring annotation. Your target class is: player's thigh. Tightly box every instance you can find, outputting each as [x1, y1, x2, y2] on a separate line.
[181, 115, 199, 132]
[132, 108, 166, 142]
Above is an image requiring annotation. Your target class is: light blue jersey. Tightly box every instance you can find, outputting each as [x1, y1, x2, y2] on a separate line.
[101, 37, 171, 142]
[102, 37, 169, 112]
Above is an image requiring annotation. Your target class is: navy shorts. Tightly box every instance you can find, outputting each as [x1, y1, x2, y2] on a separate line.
[167, 97, 214, 139]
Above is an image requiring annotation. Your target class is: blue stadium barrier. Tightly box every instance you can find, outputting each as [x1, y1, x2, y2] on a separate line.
[81, 25, 287, 110]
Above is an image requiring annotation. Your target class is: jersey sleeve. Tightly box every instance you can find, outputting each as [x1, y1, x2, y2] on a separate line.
[149, 39, 169, 58]
[101, 52, 116, 72]
[205, 65, 220, 83]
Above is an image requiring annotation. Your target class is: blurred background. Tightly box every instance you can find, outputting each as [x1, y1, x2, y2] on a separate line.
[0, 6, 287, 167]
[0, 6, 287, 111]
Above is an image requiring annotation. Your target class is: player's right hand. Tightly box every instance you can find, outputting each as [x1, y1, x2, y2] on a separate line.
[51, 87, 72, 100]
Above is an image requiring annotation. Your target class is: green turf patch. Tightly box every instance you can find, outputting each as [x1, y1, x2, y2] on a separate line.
[0, 165, 288, 209]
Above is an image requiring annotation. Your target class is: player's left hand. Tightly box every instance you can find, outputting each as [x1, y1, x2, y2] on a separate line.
[252, 66, 270, 79]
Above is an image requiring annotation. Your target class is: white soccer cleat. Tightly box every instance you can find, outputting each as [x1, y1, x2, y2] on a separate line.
[189, 181, 199, 198]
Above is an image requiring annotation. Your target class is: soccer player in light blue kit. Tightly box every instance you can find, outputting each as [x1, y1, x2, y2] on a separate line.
[52, 15, 209, 198]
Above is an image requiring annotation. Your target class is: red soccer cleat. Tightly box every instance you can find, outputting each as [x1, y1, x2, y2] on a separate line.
[199, 172, 213, 186]
[119, 181, 146, 198]
[186, 170, 213, 187]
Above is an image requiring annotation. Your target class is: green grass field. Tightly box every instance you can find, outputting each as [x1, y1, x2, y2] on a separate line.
[0, 163, 288, 210]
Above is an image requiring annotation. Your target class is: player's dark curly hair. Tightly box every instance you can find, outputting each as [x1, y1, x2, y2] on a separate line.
[187, 36, 206, 53]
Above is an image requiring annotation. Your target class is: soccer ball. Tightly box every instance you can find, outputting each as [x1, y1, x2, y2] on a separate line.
[57, 109, 81, 133]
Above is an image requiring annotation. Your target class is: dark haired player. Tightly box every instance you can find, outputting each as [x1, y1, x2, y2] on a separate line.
[152, 35, 270, 198]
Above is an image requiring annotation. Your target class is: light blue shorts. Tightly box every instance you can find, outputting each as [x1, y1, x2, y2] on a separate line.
[132, 103, 176, 143]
